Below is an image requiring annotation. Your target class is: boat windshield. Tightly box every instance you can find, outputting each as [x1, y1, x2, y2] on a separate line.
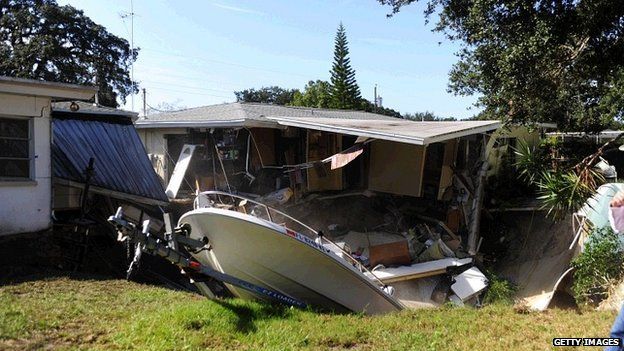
[193, 191, 388, 289]
[194, 191, 318, 238]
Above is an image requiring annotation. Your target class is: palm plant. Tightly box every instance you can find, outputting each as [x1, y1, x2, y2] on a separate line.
[514, 135, 617, 221]
[536, 170, 601, 221]
[513, 140, 547, 184]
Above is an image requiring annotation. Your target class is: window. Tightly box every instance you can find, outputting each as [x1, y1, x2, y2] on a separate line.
[0, 117, 32, 179]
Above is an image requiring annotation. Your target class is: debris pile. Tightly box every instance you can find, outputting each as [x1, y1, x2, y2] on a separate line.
[268, 191, 490, 308]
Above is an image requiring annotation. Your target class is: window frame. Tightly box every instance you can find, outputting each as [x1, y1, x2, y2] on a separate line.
[0, 116, 34, 182]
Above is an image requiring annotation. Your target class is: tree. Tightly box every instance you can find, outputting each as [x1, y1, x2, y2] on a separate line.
[290, 80, 403, 117]
[403, 111, 456, 121]
[379, 0, 624, 132]
[234, 86, 299, 105]
[0, 0, 138, 107]
[329, 23, 361, 109]
[291, 80, 332, 108]
[359, 99, 402, 118]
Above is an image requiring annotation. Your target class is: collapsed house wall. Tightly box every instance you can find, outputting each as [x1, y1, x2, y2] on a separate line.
[130, 109, 506, 309]
[135, 105, 501, 202]
[144, 126, 482, 202]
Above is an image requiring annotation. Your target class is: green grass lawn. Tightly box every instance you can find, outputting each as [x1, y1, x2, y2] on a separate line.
[0, 275, 618, 350]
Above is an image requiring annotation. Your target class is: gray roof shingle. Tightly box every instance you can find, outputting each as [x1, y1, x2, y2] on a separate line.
[136, 102, 402, 125]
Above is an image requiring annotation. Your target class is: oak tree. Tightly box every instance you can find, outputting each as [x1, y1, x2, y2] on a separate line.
[0, 0, 138, 107]
[379, 0, 624, 131]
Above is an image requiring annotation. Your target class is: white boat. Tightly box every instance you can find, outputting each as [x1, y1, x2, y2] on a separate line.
[179, 191, 405, 315]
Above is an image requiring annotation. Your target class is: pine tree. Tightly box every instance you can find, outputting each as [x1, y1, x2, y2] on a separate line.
[329, 23, 361, 109]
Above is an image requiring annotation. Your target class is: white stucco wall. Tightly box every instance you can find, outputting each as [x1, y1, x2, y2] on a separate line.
[0, 94, 52, 236]
[137, 128, 186, 184]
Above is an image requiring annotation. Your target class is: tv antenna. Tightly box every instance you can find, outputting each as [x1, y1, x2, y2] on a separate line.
[120, 0, 135, 111]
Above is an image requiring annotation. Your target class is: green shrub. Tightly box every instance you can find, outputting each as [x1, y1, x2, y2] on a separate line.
[513, 139, 548, 185]
[482, 271, 517, 305]
[572, 226, 624, 306]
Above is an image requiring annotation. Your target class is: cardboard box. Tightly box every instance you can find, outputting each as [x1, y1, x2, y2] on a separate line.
[369, 240, 411, 267]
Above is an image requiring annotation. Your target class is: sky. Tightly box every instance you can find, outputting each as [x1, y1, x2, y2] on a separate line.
[57, 0, 479, 119]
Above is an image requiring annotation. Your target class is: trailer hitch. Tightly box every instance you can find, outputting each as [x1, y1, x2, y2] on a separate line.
[107, 207, 307, 309]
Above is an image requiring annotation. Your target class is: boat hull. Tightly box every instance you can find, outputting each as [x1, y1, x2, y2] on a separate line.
[179, 208, 403, 315]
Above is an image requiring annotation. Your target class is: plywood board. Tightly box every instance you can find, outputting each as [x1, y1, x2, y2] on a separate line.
[306, 131, 343, 191]
[438, 139, 458, 199]
[368, 140, 425, 197]
[250, 128, 276, 167]
[366, 258, 473, 283]
[165, 144, 196, 199]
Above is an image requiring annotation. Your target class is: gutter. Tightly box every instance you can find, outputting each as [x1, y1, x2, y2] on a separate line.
[134, 119, 283, 130]
[54, 178, 169, 207]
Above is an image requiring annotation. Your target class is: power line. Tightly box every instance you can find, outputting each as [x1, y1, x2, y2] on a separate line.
[135, 71, 248, 88]
[135, 61, 390, 100]
[140, 79, 233, 94]
[136, 49, 406, 103]
[139, 47, 424, 88]
[146, 86, 233, 99]
[145, 102, 169, 113]
[141, 48, 312, 78]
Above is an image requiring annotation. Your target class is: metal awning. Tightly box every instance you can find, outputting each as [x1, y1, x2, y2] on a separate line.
[52, 116, 169, 205]
[267, 117, 501, 145]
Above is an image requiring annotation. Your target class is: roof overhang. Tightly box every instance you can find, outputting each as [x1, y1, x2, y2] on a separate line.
[267, 117, 501, 145]
[52, 102, 139, 121]
[134, 119, 282, 129]
[0, 76, 97, 100]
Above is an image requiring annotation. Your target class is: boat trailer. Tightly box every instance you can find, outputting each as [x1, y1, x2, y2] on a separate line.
[107, 207, 307, 309]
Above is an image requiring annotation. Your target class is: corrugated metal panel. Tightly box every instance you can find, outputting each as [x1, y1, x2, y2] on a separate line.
[52, 118, 168, 204]
[267, 117, 501, 145]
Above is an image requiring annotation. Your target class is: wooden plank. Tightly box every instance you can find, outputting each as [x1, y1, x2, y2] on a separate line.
[306, 131, 343, 191]
[165, 144, 196, 199]
[438, 139, 458, 200]
[369, 258, 473, 284]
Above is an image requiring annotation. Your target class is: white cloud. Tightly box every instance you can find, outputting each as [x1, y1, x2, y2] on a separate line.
[359, 37, 403, 46]
[211, 3, 265, 16]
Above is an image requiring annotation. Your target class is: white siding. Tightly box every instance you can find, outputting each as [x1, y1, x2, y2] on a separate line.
[0, 93, 52, 236]
[137, 128, 186, 184]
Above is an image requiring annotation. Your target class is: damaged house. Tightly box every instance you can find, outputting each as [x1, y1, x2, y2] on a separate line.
[0, 76, 169, 276]
[134, 102, 501, 307]
[50, 101, 169, 270]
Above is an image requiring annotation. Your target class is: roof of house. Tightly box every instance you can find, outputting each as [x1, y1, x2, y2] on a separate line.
[52, 116, 168, 205]
[135, 102, 501, 145]
[135, 102, 402, 129]
[0, 76, 97, 100]
[52, 101, 138, 121]
[268, 117, 501, 145]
